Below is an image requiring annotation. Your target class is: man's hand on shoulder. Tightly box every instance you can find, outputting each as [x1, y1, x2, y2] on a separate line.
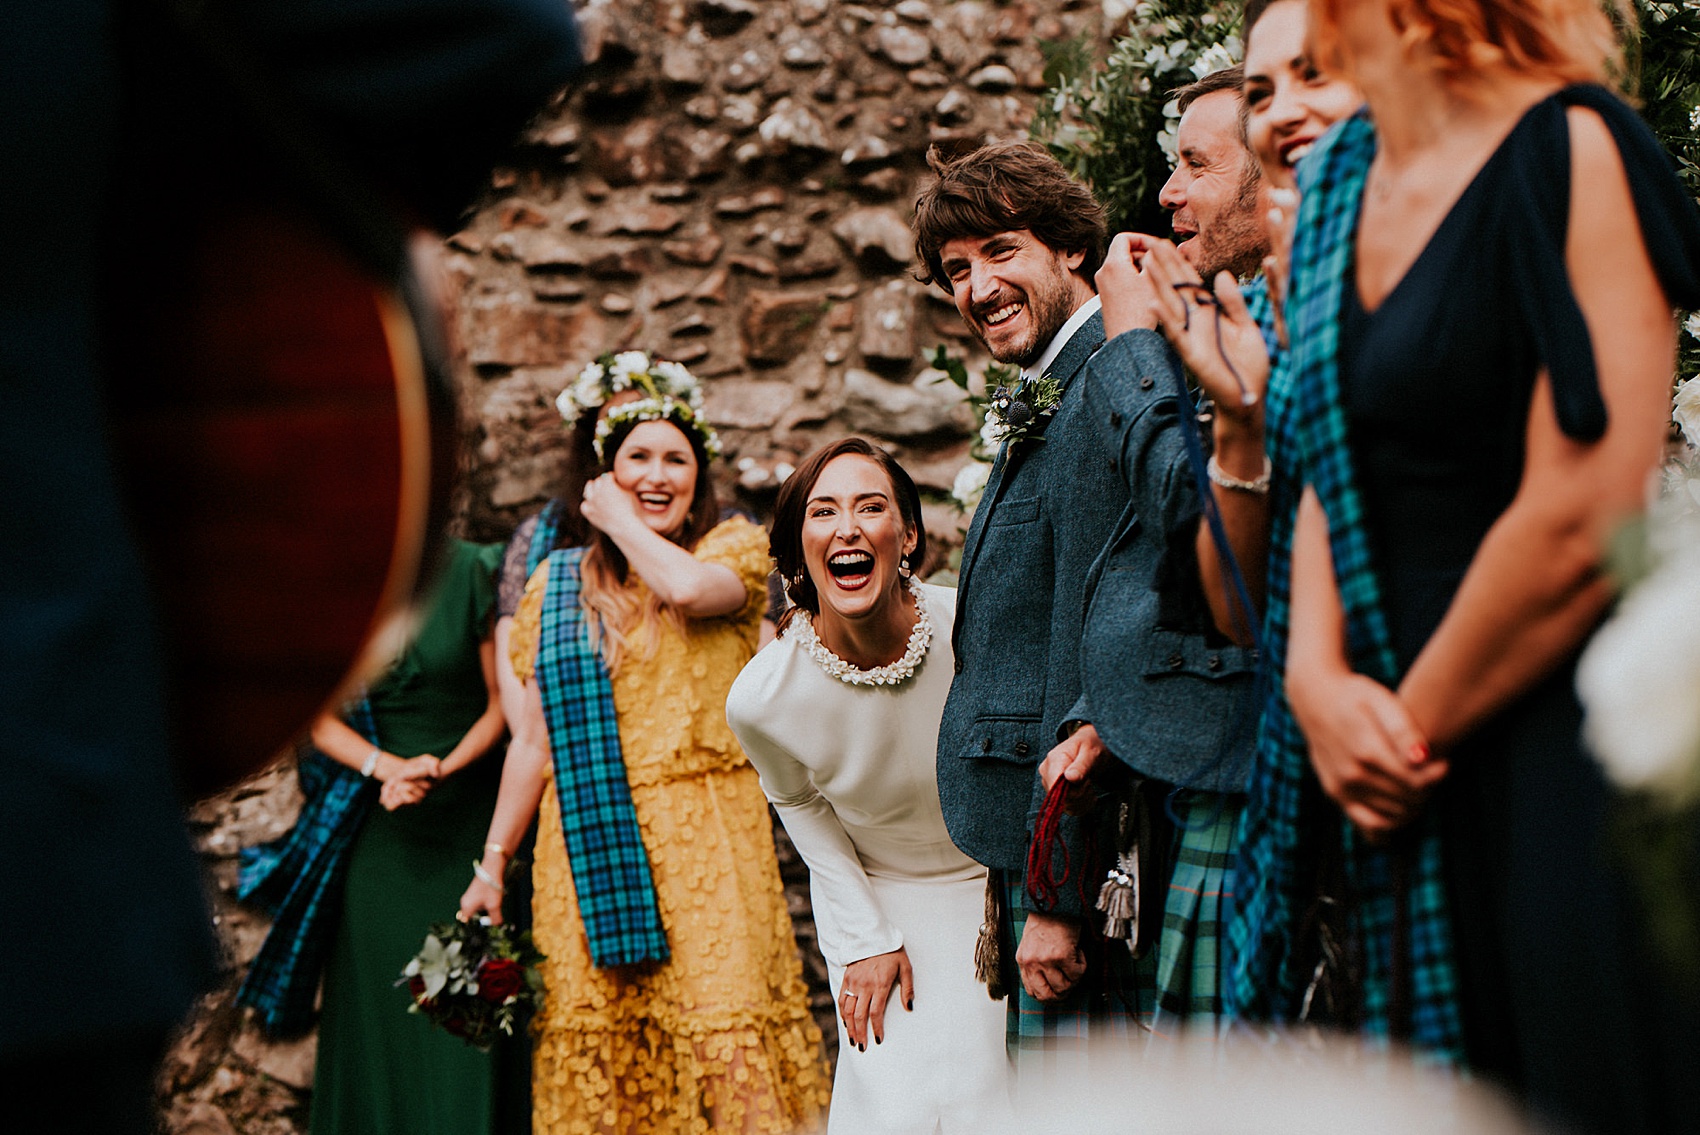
[1016, 911, 1086, 1002]
[1095, 233, 1163, 338]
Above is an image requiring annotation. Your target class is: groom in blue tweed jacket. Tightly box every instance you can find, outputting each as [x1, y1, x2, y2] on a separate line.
[914, 142, 1186, 1040]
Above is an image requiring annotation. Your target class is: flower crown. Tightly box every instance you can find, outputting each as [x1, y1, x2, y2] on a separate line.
[556, 350, 704, 425]
[593, 395, 723, 463]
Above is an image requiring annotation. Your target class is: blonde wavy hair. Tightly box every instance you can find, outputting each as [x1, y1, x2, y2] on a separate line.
[577, 417, 721, 674]
[1310, 0, 1631, 88]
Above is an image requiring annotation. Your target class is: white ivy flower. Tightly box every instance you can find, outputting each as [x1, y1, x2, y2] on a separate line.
[980, 416, 1010, 451]
[1190, 40, 1237, 78]
[1157, 122, 1179, 164]
[1675, 376, 1700, 449]
[1683, 312, 1700, 342]
[952, 459, 992, 511]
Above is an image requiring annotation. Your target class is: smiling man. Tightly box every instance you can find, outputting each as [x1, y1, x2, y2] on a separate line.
[912, 141, 1175, 1062]
[1160, 65, 1269, 282]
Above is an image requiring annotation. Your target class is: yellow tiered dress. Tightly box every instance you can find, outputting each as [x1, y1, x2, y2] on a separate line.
[509, 516, 830, 1135]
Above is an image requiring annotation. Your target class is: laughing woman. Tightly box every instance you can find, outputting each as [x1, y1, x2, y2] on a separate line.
[726, 439, 1010, 1135]
[461, 365, 829, 1135]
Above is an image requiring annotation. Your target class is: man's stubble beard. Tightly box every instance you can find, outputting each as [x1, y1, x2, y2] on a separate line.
[1192, 174, 1270, 283]
[982, 263, 1081, 369]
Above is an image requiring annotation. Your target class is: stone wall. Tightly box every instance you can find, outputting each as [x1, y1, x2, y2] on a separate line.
[451, 0, 1108, 557]
[160, 1, 1110, 1131]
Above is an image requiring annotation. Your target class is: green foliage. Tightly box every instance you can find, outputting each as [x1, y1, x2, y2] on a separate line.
[1629, 1, 1700, 381]
[1031, 0, 1244, 234]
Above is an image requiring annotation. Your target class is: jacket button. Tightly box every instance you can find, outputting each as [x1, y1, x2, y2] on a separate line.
[982, 737, 993, 753]
[1014, 741, 1031, 756]
[1140, 376, 1155, 390]
[1167, 653, 1184, 671]
[954, 656, 963, 675]
[1110, 411, 1122, 428]
[1207, 654, 1222, 671]
[1107, 458, 1117, 473]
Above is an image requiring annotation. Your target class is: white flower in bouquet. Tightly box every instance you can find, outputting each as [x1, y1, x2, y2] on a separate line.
[1577, 543, 1700, 808]
[1673, 376, 1700, 449]
[952, 458, 992, 512]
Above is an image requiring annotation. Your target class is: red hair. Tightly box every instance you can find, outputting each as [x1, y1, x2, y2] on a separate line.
[1311, 0, 1628, 87]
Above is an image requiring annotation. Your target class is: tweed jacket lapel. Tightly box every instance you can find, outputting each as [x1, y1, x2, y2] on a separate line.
[954, 309, 1104, 643]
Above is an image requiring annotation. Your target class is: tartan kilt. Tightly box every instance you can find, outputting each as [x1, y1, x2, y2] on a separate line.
[1149, 792, 1242, 1034]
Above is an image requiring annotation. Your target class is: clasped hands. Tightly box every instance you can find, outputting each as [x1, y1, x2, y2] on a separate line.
[1287, 663, 1448, 842]
[377, 753, 442, 811]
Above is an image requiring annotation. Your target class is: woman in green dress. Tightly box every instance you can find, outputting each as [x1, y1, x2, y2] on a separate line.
[305, 538, 512, 1135]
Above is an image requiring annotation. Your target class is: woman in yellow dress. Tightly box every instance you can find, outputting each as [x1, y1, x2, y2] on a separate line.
[461, 355, 829, 1134]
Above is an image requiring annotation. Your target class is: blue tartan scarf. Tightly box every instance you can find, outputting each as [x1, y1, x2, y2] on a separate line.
[533, 543, 669, 968]
[236, 700, 379, 1036]
[1222, 112, 1466, 1063]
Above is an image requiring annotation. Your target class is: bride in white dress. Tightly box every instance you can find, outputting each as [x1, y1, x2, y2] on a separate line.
[726, 439, 1010, 1135]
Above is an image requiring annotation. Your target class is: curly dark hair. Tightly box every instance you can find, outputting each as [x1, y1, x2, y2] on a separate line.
[912, 141, 1108, 295]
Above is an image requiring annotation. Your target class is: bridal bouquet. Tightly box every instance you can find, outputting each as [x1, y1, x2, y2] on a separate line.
[399, 918, 545, 1049]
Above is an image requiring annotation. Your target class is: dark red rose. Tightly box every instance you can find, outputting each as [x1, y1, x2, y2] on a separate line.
[477, 958, 524, 1003]
[442, 1015, 468, 1038]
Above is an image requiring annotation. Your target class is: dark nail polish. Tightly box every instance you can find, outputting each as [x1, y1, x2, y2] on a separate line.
[858, 1043, 865, 1052]
[907, 999, 914, 1011]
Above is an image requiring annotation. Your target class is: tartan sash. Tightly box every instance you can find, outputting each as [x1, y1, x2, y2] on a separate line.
[1222, 112, 1465, 1062]
[527, 498, 564, 575]
[535, 546, 669, 967]
[235, 700, 379, 1036]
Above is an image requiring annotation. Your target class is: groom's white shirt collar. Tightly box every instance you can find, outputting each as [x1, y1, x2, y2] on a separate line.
[1021, 294, 1101, 383]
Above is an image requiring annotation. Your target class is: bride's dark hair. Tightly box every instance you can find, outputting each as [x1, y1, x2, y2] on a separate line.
[770, 438, 926, 632]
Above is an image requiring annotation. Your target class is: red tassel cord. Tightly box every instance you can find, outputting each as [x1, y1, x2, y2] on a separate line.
[1025, 778, 1073, 912]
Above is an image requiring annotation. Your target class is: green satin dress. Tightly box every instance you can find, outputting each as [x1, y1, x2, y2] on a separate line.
[308, 539, 522, 1135]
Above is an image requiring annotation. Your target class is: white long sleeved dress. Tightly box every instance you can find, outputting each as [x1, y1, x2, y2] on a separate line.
[725, 582, 1010, 1134]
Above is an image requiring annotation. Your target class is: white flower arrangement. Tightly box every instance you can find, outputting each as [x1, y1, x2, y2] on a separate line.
[556, 351, 705, 426]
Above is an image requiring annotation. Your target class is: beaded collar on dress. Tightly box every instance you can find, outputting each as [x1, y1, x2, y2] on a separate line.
[786, 578, 932, 687]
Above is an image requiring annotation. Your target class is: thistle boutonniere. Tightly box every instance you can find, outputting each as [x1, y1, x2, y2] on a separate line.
[981, 371, 1062, 451]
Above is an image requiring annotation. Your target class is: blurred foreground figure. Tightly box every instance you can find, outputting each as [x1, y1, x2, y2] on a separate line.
[0, 2, 578, 1131]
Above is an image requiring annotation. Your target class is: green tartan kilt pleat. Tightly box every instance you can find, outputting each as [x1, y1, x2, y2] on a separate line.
[1149, 792, 1243, 1036]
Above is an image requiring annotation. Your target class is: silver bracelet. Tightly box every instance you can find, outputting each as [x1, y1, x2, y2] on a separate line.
[360, 747, 381, 778]
[1207, 453, 1272, 495]
[471, 860, 506, 893]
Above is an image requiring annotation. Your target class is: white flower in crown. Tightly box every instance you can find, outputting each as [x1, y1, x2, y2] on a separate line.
[1684, 312, 1700, 342]
[593, 394, 722, 463]
[610, 350, 651, 378]
[557, 351, 705, 426]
